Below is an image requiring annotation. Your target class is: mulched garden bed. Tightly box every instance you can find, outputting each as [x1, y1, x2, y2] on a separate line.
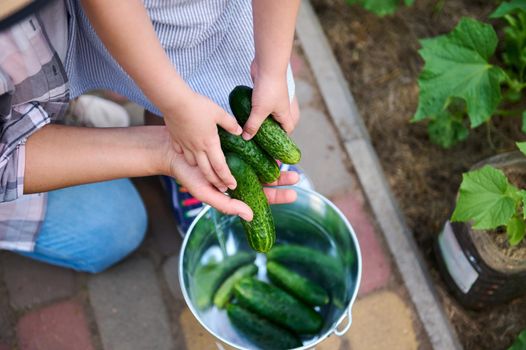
[309, 0, 526, 349]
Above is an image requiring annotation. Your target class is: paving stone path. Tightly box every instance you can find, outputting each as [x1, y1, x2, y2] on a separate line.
[0, 43, 431, 350]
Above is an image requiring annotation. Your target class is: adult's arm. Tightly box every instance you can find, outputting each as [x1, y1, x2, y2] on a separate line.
[23, 125, 167, 193]
[23, 124, 298, 220]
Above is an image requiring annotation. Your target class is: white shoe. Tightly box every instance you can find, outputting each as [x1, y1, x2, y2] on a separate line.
[66, 95, 130, 128]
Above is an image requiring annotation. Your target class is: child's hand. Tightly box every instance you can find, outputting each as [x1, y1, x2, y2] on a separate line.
[165, 141, 299, 220]
[241, 62, 298, 141]
[162, 91, 242, 192]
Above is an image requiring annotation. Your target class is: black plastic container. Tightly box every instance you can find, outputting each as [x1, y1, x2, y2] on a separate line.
[434, 152, 526, 310]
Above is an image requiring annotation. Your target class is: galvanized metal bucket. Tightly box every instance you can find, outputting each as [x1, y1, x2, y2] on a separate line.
[179, 187, 362, 350]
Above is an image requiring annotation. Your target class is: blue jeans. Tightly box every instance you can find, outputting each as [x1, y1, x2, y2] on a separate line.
[17, 179, 147, 273]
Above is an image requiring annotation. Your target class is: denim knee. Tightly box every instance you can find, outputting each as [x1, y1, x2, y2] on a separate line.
[78, 191, 148, 273]
[25, 179, 148, 274]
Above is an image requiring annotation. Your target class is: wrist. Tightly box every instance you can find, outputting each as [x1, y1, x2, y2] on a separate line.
[135, 126, 174, 176]
[252, 58, 288, 82]
[153, 126, 177, 176]
[157, 84, 196, 120]
[147, 70, 195, 117]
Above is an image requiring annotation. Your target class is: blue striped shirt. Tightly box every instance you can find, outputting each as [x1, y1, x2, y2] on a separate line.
[65, 0, 295, 115]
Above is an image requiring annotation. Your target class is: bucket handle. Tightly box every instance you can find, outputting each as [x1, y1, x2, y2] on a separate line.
[334, 308, 353, 336]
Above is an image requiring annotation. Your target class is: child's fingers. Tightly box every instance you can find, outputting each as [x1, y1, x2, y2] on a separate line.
[196, 152, 227, 192]
[263, 187, 297, 205]
[243, 105, 267, 140]
[182, 147, 197, 167]
[207, 145, 237, 190]
[218, 112, 242, 136]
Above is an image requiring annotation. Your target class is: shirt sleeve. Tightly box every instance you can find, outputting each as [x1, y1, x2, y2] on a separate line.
[0, 15, 68, 203]
[0, 89, 51, 202]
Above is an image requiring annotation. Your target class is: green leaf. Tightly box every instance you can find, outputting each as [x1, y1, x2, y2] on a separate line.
[345, 0, 413, 16]
[517, 141, 526, 155]
[490, 0, 526, 19]
[413, 18, 506, 128]
[451, 165, 518, 229]
[428, 111, 469, 148]
[507, 216, 526, 245]
[508, 329, 526, 350]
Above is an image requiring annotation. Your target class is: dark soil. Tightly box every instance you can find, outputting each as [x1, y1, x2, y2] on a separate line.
[309, 0, 526, 349]
[493, 230, 526, 261]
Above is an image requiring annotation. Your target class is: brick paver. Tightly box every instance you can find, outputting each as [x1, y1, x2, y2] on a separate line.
[133, 177, 182, 256]
[294, 102, 355, 197]
[17, 300, 94, 350]
[2, 253, 75, 310]
[296, 78, 315, 105]
[291, 51, 306, 76]
[331, 192, 392, 295]
[88, 257, 173, 350]
[317, 334, 343, 350]
[163, 254, 184, 301]
[177, 307, 218, 350]
[0, 276, 16, 346]
[347, 291, 418, 350]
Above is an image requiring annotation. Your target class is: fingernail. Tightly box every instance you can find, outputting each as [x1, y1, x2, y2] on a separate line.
[220, 186, 228, 192]
[236, 126, 243, 135]
[240, 213, 252, 221]
[229, 180, 237, 190]
[292, 172, 300, 182]
[242, 132, 252, 140]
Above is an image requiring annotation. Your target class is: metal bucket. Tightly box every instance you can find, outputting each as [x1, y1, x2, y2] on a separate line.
[179, 187, 362, 350]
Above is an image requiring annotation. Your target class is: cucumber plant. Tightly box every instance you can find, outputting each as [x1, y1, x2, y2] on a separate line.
[412, 0, 526, 148]
[508, 328, 526, 350]
[451, 142, 526, 245]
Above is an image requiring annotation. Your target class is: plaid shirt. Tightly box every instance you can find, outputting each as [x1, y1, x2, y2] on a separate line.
[0, 11, 69, 251]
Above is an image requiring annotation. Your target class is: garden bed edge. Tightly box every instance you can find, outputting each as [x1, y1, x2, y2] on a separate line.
[295, 1, 462, 349]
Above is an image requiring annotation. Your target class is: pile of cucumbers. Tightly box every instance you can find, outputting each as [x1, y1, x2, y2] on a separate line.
[222, 86, 302, 253]
[193, 244, 341, 350]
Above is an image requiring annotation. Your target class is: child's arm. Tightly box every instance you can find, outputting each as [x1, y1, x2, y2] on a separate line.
[80, 0, 240, 192]
[24, 125, 299, 220]
[242, 0, 301, 140]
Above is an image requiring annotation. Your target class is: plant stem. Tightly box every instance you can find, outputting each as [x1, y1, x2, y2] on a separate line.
[486, 122, 497, 151]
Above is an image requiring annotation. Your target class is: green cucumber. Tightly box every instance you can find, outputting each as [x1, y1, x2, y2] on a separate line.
[218, 128, 279, 183]
[213, 264, 258, 308]
[227, 304, 302, 350]
[193, 252, 255, 309]
[267, 261, 329, 307]
[267, 245, 344, 287]
[226, 153, 275, 253]
[234, 277, 323, 334]
[267, 245, 346, 308]
[229, 85, 301, 165]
